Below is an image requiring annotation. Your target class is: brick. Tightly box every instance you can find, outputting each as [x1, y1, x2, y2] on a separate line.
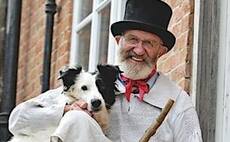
[167, 0, 183, 8]
[178, 78, 191, 93]
[171, 66, 185, 81]
[57, 41, 70, 57]
[182, 0, 194, 15]
[171, 22, 182, 38]
[16, 91, 26, 104]
[171, 5, 183, 25]
[181, 14, 194, 34]
[174, 31, 189, 51]
[185, 61, 192, 77]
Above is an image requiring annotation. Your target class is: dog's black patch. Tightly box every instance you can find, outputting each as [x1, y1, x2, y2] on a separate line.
[58, 66, 82, 91]
[96, 64, 121, 109]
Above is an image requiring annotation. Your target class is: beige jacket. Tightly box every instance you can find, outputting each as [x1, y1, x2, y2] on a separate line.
[8, 73, 202, 142]
[106, 72, 203, 142]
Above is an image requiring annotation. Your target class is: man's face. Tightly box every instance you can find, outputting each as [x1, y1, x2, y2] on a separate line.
[116, 30, 167, 80]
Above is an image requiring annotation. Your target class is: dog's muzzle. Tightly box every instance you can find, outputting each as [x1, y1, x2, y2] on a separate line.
[91, 98, 102, 112]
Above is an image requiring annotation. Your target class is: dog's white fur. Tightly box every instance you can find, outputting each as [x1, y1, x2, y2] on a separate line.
[64, 71, 110, 131]
[9, 71, 110, 142]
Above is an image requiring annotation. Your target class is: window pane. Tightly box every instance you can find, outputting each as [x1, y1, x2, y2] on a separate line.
[77, 23, 91, 71]
[98, 3, 111, 64]
[77, 0, 93, 22]
[98, 0, 105, 3]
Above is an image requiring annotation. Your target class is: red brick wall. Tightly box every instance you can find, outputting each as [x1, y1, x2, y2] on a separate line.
[158, 0, 194, 93]
[16, 0, 194, 103]
[17, 0, 73, 103]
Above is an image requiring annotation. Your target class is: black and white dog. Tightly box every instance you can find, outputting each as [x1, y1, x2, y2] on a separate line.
[9, 64, 120, 142]
[59, 64, 120, 131]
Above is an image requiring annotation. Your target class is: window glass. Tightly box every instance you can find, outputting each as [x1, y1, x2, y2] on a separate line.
[98, 3, 111, 64]
[98, 0, 105, 4]
[77, 0, 93, 22]
[77, 23, 91, 70]
[71, 0, 124, 70]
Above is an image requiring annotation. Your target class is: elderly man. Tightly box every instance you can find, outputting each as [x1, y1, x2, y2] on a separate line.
[105, 0, 202, 141]
[8, 0, 202, 142]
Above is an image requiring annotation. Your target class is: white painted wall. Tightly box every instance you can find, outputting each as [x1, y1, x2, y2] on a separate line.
[216, 0, 230, 141]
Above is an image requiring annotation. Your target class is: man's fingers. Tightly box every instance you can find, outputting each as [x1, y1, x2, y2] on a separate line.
[72, 100, 88, 109]
[64, 100, 92, 116]
[69, 105, 81, 110]
[78, 101, 88, 109]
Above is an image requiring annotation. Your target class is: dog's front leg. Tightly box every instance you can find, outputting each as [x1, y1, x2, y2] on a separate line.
[92, 106, 110, 133]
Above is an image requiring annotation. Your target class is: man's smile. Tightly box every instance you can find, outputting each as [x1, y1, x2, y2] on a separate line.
[131, 56, 144, 62]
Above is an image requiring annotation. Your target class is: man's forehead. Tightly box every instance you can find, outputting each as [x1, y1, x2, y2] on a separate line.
[124, 30, 162, 41]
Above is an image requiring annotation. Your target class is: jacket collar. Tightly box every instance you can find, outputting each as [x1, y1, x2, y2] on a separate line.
[115, 72, 181, 109]
[143, 72, 181, 109]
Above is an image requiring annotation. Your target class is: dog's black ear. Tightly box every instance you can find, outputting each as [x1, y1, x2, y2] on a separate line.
[58, 66, 82, 91]
[97, 64, 121, 82]
[96, 77, 116, 109]
[96, 64, 122, 109]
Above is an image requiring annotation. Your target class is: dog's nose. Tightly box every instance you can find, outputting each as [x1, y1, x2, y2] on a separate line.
[91, 99, 101, 109]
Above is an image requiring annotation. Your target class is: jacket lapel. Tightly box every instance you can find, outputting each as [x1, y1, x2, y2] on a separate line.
[143, 73, 181, 109]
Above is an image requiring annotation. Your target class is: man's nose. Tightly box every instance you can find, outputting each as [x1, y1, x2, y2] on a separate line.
[133, 42, 145, 55]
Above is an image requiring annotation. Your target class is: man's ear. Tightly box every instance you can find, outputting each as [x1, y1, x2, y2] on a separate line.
[157, 46, 168, 58]
[115, 35, 121, 44]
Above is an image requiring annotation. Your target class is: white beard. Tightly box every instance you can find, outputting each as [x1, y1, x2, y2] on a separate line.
[119, 60, 153, 80]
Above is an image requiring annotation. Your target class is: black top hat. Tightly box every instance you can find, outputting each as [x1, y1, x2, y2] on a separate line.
[111, 0, 176, 50]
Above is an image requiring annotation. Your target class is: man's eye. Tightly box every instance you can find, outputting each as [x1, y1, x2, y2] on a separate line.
[129, 37, 138, 43]
[143, 41, 153, 47]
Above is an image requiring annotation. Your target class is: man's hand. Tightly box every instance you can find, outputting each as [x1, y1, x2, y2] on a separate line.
[64, 100, 92, 116]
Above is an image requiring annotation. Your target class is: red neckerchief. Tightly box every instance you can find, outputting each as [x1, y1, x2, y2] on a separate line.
[121, 68, 156, 102]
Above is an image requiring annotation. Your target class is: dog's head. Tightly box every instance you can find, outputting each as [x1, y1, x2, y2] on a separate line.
[58, 64, 120, 112]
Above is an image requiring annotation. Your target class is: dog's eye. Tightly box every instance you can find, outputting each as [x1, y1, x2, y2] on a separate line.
[81, 85, 88, 91]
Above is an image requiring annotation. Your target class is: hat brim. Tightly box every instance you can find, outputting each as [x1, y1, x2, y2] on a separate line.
[111, 21, 176, 50]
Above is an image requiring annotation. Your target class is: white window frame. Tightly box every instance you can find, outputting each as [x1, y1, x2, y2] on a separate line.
[191, 0, 200, 106]
[70, 0, 126, 72]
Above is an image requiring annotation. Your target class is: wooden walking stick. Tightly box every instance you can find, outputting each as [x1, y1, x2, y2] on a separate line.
[139, 99, 174, 142]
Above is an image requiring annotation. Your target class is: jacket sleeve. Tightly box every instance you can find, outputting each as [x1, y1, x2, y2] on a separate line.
[8, 87, 67, 135]
[172, 91, 203, 142]
[173, 107, 203, 142]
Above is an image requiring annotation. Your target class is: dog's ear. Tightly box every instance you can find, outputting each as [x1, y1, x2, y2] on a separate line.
[58, 66, 82, 91]
[97, 64, 121, 82]
[96, 77, 116, 109]
[96, 64, 122, 109]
